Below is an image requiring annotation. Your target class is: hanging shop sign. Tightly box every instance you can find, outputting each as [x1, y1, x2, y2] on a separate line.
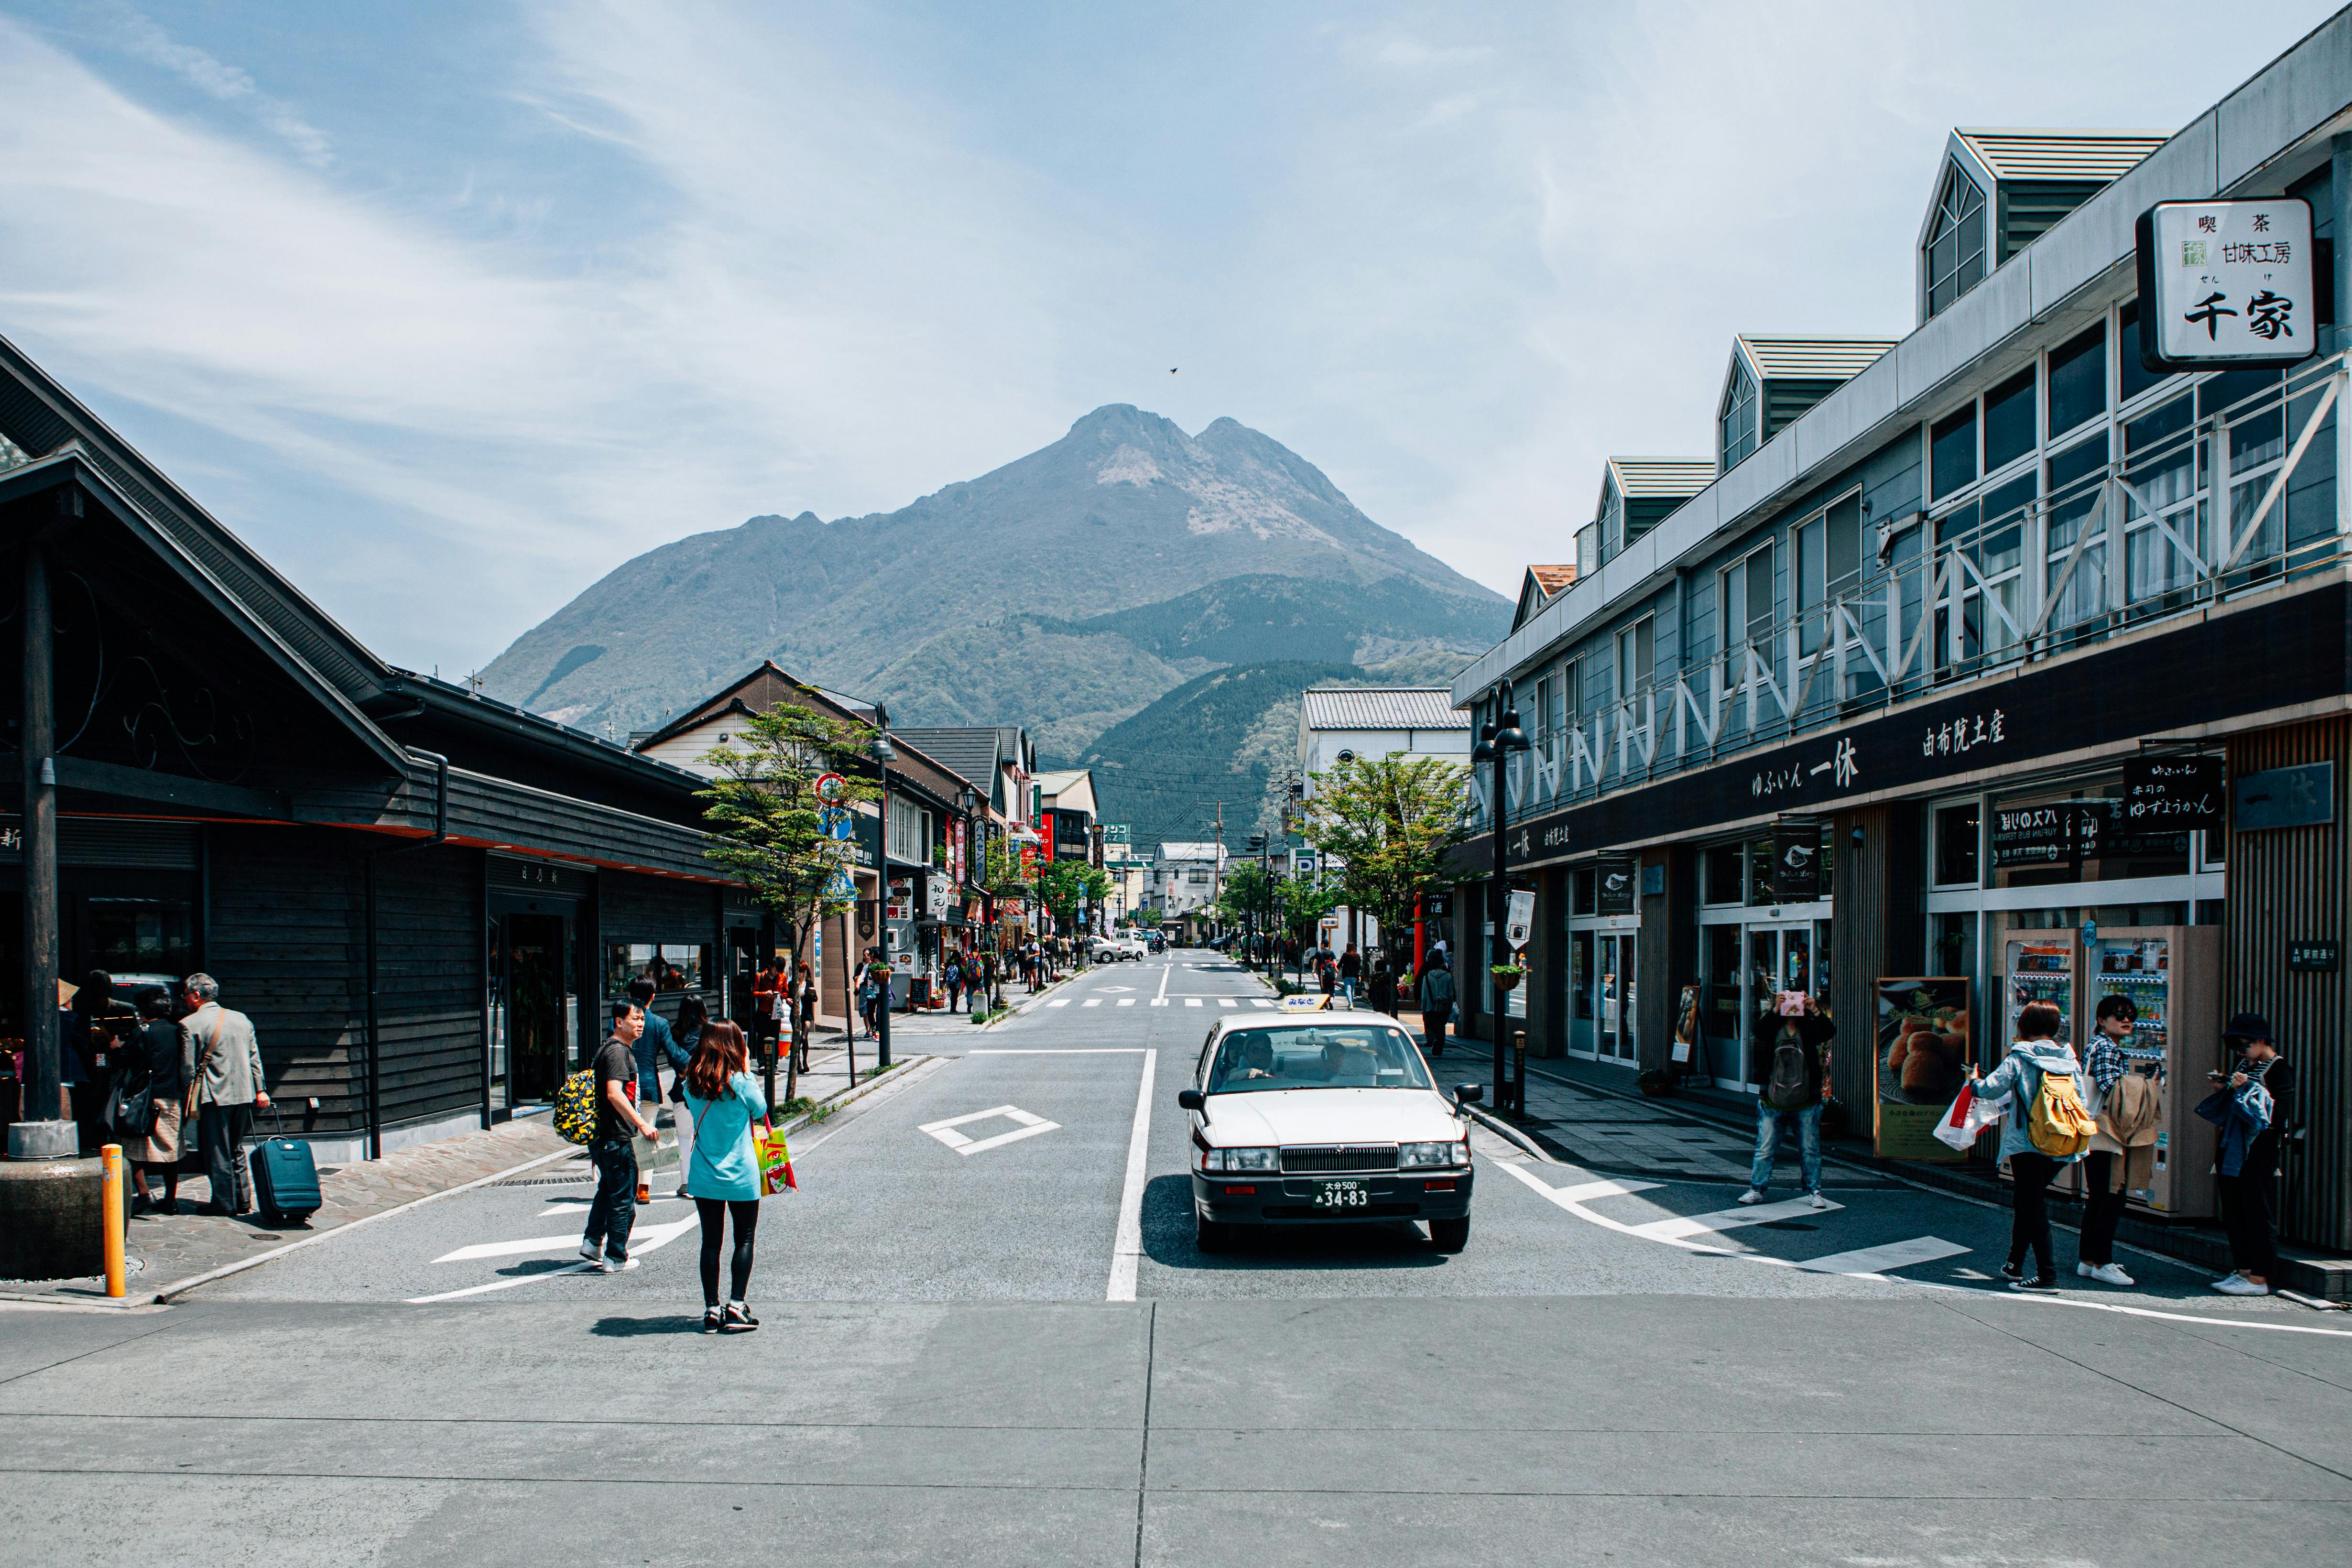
[2134, 198, 2317, 372]
[951, 818, 968, 882]
[2121, 754, 2224, 827]
[1596, 858, 1636, 915]
[1421, 890, 1450, 921]
[1503, 888, 1535, 951]
[2234, 762, 2335, 830]
[1874, 976, 1972, 1162]
[1770, 824, 1821, 903]
[1989, 802, 2102, 869]
[2287, 938, 2340, 972]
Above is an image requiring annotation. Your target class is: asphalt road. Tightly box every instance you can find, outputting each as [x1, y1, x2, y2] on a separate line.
[10, 947, 2350, 1565]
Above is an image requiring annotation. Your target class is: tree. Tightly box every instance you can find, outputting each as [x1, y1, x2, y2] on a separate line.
[1296, 754, 1470, 959]
[1034, 858, 1112, 935]
[1131, 906, 1163, 929]
[1213, 861, 1277, 929]
[698, 697, 880, 1105]
[1276, 872, 1341, 942]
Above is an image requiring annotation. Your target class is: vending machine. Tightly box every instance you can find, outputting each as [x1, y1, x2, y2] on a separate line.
[2004, 930, 2082, 1045]
[2083, 925, 2219, 1219]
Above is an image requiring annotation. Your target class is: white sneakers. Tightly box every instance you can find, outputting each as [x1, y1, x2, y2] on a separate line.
[1737, 1188, 1764, 1205]
[1739, 1188, 1831, 1209]
[1805, 1192, 1832, 1211]
[578, 1242, 601, 1262]
[597, 1256, 641, 1274]
[2076, 1261, 2135, 1286]
[2211, 1272, 2269, 1296]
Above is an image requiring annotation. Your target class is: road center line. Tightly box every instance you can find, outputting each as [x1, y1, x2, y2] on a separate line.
[1156, 963, 1171, 1002]
[1105, 1047, 1159, 1304]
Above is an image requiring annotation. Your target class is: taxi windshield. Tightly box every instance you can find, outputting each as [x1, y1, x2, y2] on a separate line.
[1204, 1026, 1432, 1094]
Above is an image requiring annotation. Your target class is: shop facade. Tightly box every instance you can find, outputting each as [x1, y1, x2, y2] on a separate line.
[1445, 27, 2352, 1253]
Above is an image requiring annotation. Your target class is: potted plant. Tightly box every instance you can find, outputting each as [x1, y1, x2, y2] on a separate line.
[1489, 964, 1524, 992]
[1636, 1067, 1674, 1097]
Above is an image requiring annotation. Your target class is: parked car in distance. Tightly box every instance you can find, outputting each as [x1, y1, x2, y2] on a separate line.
[1090, 935, 1146, 962]
[1177, 1010, 1481, 1254]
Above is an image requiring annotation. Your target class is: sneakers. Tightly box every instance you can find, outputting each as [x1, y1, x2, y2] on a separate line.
[721, 1301, 759, 1333]
[1805, 1191, 1832, 1211]
[2086, 1263, 2135, 1286]
[2211, 1273, 2269, 1296]
[578, 1241, 602, 1262]
[1737, 1188, 1765, 1206]
[597, 1256, 640, 1274]
[1999, 1261, 2023, 1283]
[702, 1307, 722, 1334]
[2009, 1277, 2060, 1293]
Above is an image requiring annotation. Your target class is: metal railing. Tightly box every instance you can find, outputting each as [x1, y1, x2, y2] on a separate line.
[1475, 351, 2352, 827]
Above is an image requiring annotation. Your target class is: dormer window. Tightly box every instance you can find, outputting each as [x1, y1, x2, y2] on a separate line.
[1923, 162, 1987, 318]
[1719, 361, 1758, 471]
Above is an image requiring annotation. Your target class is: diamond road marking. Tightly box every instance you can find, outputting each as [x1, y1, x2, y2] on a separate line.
[918, 1104, 1062, 1156]
[1628, 1195, 1838, 1241]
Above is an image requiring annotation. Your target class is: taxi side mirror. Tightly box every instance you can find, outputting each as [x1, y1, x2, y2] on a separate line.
[1454, 1084, 1483, 1105]
[1176, 1089, 1205, 1112]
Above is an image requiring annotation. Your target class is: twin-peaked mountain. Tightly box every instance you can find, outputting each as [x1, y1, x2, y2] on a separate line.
[480, 405, 1507, 840]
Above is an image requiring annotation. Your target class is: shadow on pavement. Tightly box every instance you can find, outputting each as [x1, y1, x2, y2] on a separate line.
[1138, 1173, 1451, 1272]
[589, 1315, 708, 1338]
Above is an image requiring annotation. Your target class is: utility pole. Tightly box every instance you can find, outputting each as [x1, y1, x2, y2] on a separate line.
[1211, 800, 1224, 943]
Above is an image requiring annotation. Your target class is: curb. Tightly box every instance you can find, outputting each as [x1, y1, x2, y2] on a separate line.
[774, 1054, 937, 1137]
[1466, 1106, 1554, 1163]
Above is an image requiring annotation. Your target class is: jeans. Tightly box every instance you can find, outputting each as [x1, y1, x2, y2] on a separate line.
[198, 1100, 256, 1213]
[1340, 980, 1358, 1007]
[1748, 1100, 1822, 1194]
[2079, 1150, 2127, 1267]
[2218, 1171, 2277, 1279]
[582, 1137, 639, 1263]
[2007, 1150, 2061, 1282]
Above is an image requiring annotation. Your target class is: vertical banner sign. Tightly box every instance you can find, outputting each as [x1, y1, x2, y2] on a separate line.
[1874, 976, 1972, 1161]
[1771, 825, 1820, 903]
[1503, 888, 1535, 952]
[2120, 755, 2223, 828]
[1038, 816, 1056, 863]
[2135, 198, 2316, 372]
[1596, 858, 1636, 915]
[952, 819, 967, 882]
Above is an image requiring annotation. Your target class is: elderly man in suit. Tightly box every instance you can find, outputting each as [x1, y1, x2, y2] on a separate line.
[180, 972, 270, 1216]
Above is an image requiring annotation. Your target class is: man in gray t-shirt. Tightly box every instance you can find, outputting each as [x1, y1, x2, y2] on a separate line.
[581, 1002, 657, 1272]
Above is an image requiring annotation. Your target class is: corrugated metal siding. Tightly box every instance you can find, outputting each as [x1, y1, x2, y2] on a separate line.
[371, 842, 485, 1129]
[602, 870, 720, 949]
[1955, 129, 2167, 181]
[1998, 180, 2108, 262]
[1609, 458, 1715, 499]
[2224, 719, 2351, 1252]
[1763, 378, 1846, 441]
[1740, 338, 1897, 380]
[1300, 689, 1468, 730]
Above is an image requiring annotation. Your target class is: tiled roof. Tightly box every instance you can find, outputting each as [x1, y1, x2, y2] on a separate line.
[1606, 457, 1716, 499]
[1300, 687, 1469, 730]
[1527, 564, 1577, 595]
[1954, 128, 2169, 182]
[892, 727, 1001, 793]
[1737, 335, 1898, 381]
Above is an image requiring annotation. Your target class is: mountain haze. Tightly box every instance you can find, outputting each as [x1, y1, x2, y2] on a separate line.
[481, 405, 1504, 794]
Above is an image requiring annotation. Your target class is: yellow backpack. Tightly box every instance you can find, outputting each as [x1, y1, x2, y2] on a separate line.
[2026, 1064, 2097, 1157]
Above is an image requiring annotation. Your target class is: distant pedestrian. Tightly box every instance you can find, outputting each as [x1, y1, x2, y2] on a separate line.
[1368, 954, 1396, 1017]
[793, 960, 817, 1072]
[1339, 945, 1362, 1007]
[945, 950, 965, 1013]
[178, 973, 269, 1216]
[666, 994, 707, 1199]
[2075, 994, 2142, 1285]
[683, 1020, 769, 1332]
[857, 954, 883, 1036]
[580, 999, 658, 1273]
[1964, 1002, 2085, 1292]
[123, 985, 185, 1216]
[1418, 960, 1456, 1057]
[1740, 995, 1835, 1212]
[2204, 1012, 2294, 1296]
[627, 978, 675, 1206]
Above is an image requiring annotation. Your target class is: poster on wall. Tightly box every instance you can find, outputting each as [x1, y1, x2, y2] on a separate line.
[1671, 983, 1702, 1066]
[1874, 976, 1972, 1161]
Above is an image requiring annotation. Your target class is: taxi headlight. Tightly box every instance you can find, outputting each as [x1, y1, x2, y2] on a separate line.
[1399, 1140, 1462, 1169]
[1204, 1145, 1279, 1173]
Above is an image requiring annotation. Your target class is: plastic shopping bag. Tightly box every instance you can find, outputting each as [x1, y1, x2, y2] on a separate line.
[754, 1120, 797, 1195]
[1932, 1081, 2007, 1152]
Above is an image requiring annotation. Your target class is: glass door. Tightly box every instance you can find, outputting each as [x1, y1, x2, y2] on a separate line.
[1569, 930, 1595, 1056]
[1740, 925, 1814, 1086]
[1594, 932, 1639, 1060]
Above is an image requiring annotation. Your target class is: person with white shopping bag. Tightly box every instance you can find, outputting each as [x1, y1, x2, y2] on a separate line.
[1962, 1001, 2093, 1293]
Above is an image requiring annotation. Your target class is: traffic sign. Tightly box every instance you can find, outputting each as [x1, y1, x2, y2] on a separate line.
[819, 806, 854, 840]
[816, 772, 846, 802]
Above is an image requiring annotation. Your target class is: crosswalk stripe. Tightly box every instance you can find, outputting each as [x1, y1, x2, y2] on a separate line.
[1118, 998, 1135, 1007]
[1794, 1236, 1968, 1276]
[1151, 998, 1168, 1007]
[1047, 999, 1070, 1008]
[1627, 1195, 1838, 1241]
[1218, 998, 1238, 1008]
[1250, 998, 1273, 1008]
[1184, 997, 1202, 1008]
[1083, 998, 1102, 1007]
[1550, 1177, 1663, 1203]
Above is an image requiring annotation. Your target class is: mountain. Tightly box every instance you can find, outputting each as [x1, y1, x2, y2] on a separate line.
[479, 404, 1505, 782]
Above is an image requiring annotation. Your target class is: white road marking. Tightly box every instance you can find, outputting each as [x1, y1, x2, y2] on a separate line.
[1150, 998, 1168, 1007]
[406, 1216, 701, 1304]
[1185, 998, 1202, 1008]
[1549, 1177, 1664, 1203]
[1250, 999, 1274, 1008]
[1099, 986, 1134, 994]
[918, 1104, 1061, 1155]
[433, 1207, 690, 1264]
[1628, 1195, 1839, 1241]
[1218, 998, 1238, 1009]
[1796, 1237, 1968, 1275]
[1083, 999, 1103, 1008]
[1106, 1048, 1159, 1304]
[1047, 999, 1070, 1008]
[971, 1048, 1149, 1054]
[1156, 964, 1172, 1002]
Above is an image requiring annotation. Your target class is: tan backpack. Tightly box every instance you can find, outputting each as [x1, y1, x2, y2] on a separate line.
[2026, 1064, 2098, 1158]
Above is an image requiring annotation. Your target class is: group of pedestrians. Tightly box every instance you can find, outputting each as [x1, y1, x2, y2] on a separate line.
[579, 990, 771, 1331]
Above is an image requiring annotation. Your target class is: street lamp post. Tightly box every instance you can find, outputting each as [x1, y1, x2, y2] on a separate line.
[871, 725, 896, 1071]
[1470, 685, 1529, 1115]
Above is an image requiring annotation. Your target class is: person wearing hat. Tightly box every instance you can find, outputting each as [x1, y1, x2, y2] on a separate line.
[2203, 1012, 2296, 1296]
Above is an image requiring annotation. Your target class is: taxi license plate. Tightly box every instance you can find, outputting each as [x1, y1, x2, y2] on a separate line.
[1311, 1179, 1369, 1209]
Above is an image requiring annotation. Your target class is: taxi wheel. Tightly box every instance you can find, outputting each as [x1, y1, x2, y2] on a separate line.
[1428, 1217, 1470, 1253]
[1196, 1215, 1235, 1253]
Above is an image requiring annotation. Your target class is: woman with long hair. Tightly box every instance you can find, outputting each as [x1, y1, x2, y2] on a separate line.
[682, 1020, 769, 1332]
[665, 994, 708, 1199]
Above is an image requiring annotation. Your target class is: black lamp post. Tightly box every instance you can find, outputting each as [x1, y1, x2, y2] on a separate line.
[871, 725, 896, 1070]
[1470, 684, 1530, 1113]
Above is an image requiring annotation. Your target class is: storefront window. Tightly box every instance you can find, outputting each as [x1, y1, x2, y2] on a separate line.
[1745, 839, 1775, 907]
[1703, 845, 1743, 905]
[84, 898, 194, 980]
[605, 942, 712, 997]
[1572, 868, 1597, 916]
[1933, 802, 1980, 885]
[1989, 779, 2189, 890]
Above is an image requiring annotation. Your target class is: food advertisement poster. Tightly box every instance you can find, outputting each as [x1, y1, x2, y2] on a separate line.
[1671, 983, 1702, 1066]
[1874, 976, 1972, 1160]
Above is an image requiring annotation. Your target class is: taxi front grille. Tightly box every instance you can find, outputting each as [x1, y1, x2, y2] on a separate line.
[1280, 1145, 1398, 1174]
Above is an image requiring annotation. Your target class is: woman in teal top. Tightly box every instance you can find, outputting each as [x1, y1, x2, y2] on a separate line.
[682, 1021, 769, 1333]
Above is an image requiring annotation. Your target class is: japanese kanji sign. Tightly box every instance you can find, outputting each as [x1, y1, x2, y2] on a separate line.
[2135, 198, 2316, 371]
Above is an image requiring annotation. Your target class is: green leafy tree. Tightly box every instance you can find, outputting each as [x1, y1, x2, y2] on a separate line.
[1214, 861, 1278, 928]
[1034, 859, 1112, 935]
[699, 698, 879, 1103]
[1131, 907, 1163, 929]
[1296, 754, 1470, 959]
[1276, 872, 1341, 942]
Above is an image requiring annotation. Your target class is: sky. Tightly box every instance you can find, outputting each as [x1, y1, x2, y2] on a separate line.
[0, 0, 2343, 678]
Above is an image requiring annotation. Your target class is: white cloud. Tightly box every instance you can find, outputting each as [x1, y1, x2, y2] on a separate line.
[109, 4, 333, 166]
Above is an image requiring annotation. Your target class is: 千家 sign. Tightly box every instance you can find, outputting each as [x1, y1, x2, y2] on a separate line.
[2135, 199, 2316, 371]
[2122, 754, 2224, 827]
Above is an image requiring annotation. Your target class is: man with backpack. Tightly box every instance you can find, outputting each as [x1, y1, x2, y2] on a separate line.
[581, 999, 659, 1273]
[1740, 993, 1835, 1211]
[1965, 1000, 2092, 1293]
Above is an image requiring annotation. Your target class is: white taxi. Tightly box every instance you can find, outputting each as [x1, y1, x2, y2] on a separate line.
[1176, 1008, 1482, 1253]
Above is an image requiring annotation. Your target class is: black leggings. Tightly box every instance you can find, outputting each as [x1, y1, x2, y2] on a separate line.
[695, 1198, 760, 1307]
[2007, 1151, 2060, 1282]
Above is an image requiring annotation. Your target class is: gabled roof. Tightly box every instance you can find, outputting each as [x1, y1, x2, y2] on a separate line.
[1734, 335, 1898, 382]
[1952, 128, 2169, 183]
[1527, 564, 1576, 596]
[1604, 457, 1715, 501]
[1036, 768, 1097, 816]
[1301, 687, 1469, 730]
[892, 727, 1005, 797]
